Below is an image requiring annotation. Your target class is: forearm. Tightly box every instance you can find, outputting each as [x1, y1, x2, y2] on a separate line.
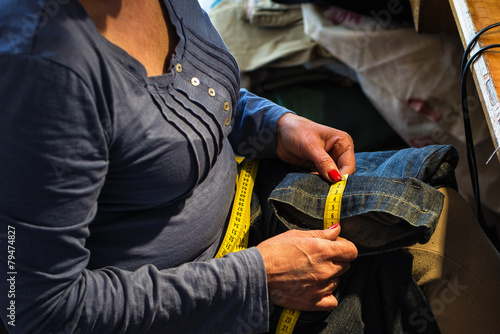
[0, 227, 269, 334]
[229, 89, 294, 159]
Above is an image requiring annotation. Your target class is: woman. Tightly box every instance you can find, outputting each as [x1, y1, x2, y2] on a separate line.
[0, 1, 498, 333]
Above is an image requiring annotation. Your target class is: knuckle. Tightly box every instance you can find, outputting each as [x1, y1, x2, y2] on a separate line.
[316, 155, 332, 168]
[338, 239, 358, 258]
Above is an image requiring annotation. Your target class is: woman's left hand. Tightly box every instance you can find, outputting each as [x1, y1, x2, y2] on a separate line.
[276, 113, 356, 182]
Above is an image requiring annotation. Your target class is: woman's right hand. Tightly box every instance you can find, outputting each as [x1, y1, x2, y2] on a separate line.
[256, 225, 357, 311]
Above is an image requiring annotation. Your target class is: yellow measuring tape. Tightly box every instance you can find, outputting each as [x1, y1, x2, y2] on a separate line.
[214, 159, 348, 334]
[323, 174, 349, 229]
[276, 174, 349, 334]
[214, 157, 259, 258]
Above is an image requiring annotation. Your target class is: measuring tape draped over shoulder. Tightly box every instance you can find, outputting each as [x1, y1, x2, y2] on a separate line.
[214, 159, 348, 334]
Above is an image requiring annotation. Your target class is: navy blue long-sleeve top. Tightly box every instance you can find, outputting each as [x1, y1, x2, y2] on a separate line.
[0, 0, 291, 332]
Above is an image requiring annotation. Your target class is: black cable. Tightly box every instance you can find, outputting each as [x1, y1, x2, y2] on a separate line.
[460, 23, 500, 247]
[461, 22, 500, 73]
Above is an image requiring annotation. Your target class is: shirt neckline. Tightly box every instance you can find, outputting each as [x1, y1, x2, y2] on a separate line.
[71, 0, 185, 87]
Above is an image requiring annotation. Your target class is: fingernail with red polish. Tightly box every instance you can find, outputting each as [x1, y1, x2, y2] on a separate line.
[328, 223, 340, 229]
[328, 169, 341, 182]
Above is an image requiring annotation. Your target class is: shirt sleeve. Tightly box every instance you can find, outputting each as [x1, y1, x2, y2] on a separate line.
[229, 88, 294, 159]
[0, 56, 269, 334]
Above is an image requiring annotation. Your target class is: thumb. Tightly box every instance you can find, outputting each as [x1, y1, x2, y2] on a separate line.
[307, 223, 341, 240]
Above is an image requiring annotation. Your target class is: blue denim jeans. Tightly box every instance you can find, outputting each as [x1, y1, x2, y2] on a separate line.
[250, 145, 459, 333]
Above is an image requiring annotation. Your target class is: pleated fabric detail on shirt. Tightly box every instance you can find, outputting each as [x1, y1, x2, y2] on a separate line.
[148, 24, 241, 186]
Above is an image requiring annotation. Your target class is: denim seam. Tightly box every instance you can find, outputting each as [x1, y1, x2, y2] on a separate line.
[275, 187, 438, 216]
[390, 179, 421, 189]
[272, 187, 326, 200]
[343, 193, 440, 217]
[272, 187, 440, 217]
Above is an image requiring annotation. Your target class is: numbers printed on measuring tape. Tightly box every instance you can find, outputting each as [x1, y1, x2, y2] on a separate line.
[323, 174, 348, 229]
[275, 175, 349, 334]
[214, 158, 258, 259]
[276, 308, 300, 334]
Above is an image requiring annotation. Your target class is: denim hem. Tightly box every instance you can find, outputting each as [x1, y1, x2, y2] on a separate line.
[268, 174, 444, 254]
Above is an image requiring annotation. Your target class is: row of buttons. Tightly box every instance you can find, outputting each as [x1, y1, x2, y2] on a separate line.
[176, 63, 231, 126]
